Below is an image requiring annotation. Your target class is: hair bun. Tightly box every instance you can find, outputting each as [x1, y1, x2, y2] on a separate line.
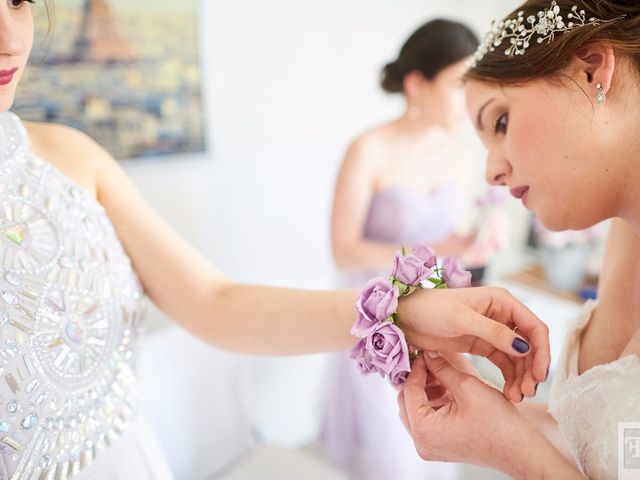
[380, 61, 404, 93]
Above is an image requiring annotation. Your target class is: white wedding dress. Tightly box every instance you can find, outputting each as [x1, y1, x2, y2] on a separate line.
[0, 112, 173, 478]
[548, 300, 640, 479]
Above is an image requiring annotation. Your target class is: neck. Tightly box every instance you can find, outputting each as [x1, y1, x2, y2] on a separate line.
[396, 104, 451, 137]
[617, 124, 640, 236]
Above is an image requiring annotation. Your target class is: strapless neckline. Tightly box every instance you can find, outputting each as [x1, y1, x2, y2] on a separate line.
[372, 185, 454, 200]
[362, 182, 464, 246]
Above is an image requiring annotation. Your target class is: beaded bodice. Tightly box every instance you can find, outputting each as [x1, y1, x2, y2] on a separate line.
[0, 112, 145, 479]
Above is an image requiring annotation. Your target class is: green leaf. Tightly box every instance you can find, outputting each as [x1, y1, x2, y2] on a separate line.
[401, 244, 407, 256]
[394, 280, 409, 294]
[427, 277, 441, 285]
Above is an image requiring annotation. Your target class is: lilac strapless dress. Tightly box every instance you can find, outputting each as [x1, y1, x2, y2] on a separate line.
[322, 185, 464, 480]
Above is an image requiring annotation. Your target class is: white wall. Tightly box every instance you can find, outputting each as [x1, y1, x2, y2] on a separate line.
[126, 0, 522, 293]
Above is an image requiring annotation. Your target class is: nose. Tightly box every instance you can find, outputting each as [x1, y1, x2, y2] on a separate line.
[485, 150, 511, 186]
[0, 7, 27, 57]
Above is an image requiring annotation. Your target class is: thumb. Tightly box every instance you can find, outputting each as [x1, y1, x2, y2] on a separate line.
[403, 357, 434, 432]
[423, 351, 473, 398]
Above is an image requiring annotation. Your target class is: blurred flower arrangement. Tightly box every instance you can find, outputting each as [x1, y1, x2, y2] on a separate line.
[533, 218, 609, 293]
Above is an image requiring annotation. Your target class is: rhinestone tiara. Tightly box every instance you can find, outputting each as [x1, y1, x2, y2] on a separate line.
[473, 1, 616, 64]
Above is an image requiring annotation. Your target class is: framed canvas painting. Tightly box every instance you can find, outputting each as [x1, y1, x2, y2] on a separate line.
[13, 0, 206, 160]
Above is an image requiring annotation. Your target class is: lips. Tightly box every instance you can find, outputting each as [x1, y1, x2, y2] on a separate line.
[0, 67, 18, 86]
[509, 186, 529, 199]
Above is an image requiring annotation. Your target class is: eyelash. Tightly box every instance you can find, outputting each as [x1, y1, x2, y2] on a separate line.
[10, 0, 35, 8]
[494, 113, 508, 135]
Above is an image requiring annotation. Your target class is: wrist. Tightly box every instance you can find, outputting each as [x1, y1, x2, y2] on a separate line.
[349, 245, 472, 388]
[395, 288, 427, 342]
[500, 425, 582, 479]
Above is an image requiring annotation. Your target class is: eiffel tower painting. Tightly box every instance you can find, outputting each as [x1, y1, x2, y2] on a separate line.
[13, 0, 205, 159]
[72, 0, 135, 63]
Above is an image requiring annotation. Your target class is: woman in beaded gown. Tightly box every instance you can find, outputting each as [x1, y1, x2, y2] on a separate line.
[0, 1, 553, 479]
[397, 1, 640, 479]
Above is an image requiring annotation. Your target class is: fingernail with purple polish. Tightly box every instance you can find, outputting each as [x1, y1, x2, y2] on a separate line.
[512, 337, 530, 353]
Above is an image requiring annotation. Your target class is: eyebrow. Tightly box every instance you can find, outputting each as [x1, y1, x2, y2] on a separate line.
[476, 98, 496, 131]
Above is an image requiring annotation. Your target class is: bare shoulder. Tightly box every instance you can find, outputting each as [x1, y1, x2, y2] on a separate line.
[23, 121, 117, 196]
[341, 125, 392, 173]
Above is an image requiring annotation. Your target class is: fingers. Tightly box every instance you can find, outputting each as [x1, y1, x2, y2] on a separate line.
[458, 311, 533, 359]
[484, 349, 517, 400]
[397, 391, 411, 433]
[521, 352, 538, 397]
[509, 355, 526, 403]
[491, 289, 551, 382]
[403, 358, 434, 432]
[421, 352, 469, 399]
[440, 351, 478, 377]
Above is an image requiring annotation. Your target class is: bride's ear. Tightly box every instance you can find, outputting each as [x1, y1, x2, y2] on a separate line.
[565, 44, 615, 97]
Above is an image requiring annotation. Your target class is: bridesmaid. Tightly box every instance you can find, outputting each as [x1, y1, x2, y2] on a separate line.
[323, 19, 501, 480]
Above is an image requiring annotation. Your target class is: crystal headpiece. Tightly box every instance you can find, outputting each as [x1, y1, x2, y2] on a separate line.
[473, 1, 613, 64]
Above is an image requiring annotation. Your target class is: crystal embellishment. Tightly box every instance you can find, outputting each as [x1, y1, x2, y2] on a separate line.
[1, 226, 26, 246]
[20, 414, 38, 430]
[473, 1, 621, 64]
[0, 112, 147, 479]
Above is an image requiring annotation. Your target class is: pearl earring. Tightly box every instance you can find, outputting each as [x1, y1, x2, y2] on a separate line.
[595, 82, 606, 104]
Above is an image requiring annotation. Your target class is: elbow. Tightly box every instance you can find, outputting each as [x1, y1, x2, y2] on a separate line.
[332, 241, 358, 269]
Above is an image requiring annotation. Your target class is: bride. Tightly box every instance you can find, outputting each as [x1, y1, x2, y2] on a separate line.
[399, 1, 640, 479]
[0, 0, 551, 478]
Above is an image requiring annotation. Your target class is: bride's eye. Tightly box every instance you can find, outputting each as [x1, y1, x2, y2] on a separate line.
[494, 113, 509, 135]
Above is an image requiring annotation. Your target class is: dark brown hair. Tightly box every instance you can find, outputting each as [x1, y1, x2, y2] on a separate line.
[381, 19, 478, 93]
[466, 0, 640, 85]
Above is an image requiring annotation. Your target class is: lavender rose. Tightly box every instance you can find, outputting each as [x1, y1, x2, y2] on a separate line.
[390, 365, 410, 389]
[441, 257, 472, 288]
[365, 322, 410, 376]
[349, 339, 380, 375]
[411, 244, 437, 269]
[392, 252, 434, 287]
[352, 278, 399, 338]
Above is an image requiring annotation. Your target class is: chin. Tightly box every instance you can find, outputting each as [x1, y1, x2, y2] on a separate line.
[537, 207, 604, 233]
[0, 95, 15, 114]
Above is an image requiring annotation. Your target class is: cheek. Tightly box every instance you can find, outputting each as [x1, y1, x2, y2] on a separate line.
[507, 101, 574, 179]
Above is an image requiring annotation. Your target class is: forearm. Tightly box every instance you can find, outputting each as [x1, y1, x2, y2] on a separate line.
[98, 162, 358, 355]
[500, 427, 583, 480]
[517, 402, 574, 464]
[112, 197, 356, 354]
[192, 285, 356, 355]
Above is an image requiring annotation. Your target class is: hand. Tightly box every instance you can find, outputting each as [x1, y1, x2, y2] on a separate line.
[422, 352, 479, 409]
[397, 355, 581, 479]
[397, 287, 550, 402]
